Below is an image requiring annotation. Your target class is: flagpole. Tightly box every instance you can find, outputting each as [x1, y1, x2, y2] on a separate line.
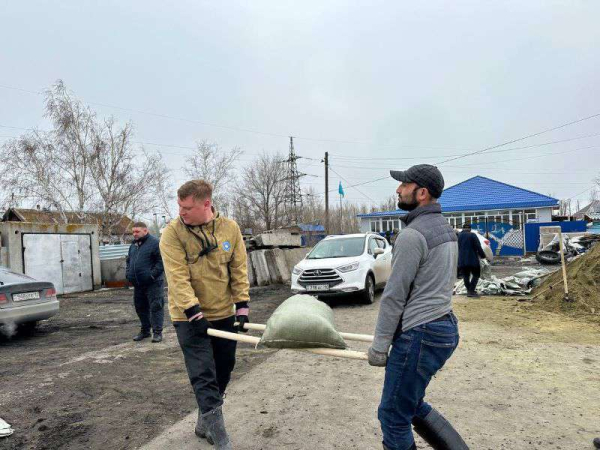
[340, 191, 343, 234]
[338, 181, 344, 234]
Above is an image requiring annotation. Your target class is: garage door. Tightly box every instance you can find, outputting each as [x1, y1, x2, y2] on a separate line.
[23, 234, 94, 295]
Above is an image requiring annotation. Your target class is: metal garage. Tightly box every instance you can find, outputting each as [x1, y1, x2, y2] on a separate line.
[22, 233, 94, 295]
[0, 221, 102, 294]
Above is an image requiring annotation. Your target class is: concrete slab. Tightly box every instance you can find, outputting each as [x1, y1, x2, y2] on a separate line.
[272, 248, 291, 284]
[264, 248, 290, 284]
[246, 255, 256, 287]
[283, 248, 310, 274]
[254, 231, 302, 248]
[249, 250, 270, 286]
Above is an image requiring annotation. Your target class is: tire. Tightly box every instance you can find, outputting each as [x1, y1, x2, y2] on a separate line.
[360, 275, 375, 304]
[18, 321, 38, 335]
[536, 250, 561, 265]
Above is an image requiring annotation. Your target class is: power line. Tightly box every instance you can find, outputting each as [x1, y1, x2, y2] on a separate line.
[435, 113, 600, 165]
[328, 132, 600, 161]
[0, 83, 469, 147]
[329, 166, 377, 204]
[0, 123, 280, 159]
[5, 83, 599, 156]
[329, 145, 600, 171]
[308, 176, 390, 197]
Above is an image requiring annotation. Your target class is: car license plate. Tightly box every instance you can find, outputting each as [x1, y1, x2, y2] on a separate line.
[307, 284, 329, 292]
[13, 292, 40, 302]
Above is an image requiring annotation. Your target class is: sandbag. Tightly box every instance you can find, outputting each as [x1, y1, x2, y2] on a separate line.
[259, 295, 347, 349]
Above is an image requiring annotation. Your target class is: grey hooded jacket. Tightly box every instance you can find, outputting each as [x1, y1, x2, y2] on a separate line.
[372, 203, 458, 353]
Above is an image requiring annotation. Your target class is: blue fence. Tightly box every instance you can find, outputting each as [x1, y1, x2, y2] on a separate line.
[524, 221, 587, 252]
[470, 221, 524, 256]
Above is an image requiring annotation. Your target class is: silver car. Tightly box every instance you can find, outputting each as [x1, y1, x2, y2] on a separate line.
[0, 266, 59, 330]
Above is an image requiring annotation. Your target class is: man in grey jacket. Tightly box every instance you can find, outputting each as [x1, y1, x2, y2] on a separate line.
[368, 164, 468, 450]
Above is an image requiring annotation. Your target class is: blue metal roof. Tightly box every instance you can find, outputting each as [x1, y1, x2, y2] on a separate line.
[357, 176, 559, 218]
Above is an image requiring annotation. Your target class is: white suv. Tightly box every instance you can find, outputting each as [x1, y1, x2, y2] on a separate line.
[291, 233, 392, 304]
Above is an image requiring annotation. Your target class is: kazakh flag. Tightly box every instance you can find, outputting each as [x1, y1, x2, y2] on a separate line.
[338, 181, 345, 197]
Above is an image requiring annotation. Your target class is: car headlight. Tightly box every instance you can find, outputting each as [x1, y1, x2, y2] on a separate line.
[292, 266, 303, 275]
[337, 262, 360, 273]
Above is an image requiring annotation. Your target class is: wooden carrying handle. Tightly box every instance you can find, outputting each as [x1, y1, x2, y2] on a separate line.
[207, 328, 368, 361]
[235, 322, 374, 343]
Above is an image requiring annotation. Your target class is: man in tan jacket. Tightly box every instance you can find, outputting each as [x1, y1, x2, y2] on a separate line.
[160, 180, 249, 450]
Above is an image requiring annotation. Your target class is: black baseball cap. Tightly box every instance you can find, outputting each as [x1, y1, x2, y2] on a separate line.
[390, 164, 445, 198]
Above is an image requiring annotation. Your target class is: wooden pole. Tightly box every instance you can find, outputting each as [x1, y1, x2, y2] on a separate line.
[236, 322, 374, 343]
[207, 328, 368, 361]
[557, 229, 570, 302]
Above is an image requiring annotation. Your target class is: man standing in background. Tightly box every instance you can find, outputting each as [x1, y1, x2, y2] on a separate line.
[126, 222, 165, 343]
[457, 223, 487, 298]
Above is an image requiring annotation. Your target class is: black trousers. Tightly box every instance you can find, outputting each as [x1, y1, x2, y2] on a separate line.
[461, 265, 481, 293]
[174, 316, 238, 413]
[133, 282, 164, 334]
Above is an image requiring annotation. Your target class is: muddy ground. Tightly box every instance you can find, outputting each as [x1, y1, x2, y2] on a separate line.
[0, 285, 286, 450]
[142, 290, 600, 450]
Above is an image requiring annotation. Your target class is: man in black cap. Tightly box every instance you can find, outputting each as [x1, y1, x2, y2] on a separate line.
[368, 164, 469, 450]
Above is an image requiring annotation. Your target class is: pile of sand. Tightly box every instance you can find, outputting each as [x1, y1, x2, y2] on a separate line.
[531, 242, 600, 321]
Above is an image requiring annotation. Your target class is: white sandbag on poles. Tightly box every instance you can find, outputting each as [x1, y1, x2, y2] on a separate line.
[207, 295, 372, 361]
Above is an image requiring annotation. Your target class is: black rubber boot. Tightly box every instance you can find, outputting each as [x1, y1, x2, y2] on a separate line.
[133, 331, 151, 341]
[593, 437, 600, 449]
[151, 333, 163, 343]
[412, 408, 469, 450]
[202, 406, 232, 449]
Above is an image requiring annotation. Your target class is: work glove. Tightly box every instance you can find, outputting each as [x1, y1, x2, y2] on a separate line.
[235, 301, 250, 333]
[184, 305, 211, 336]
[368, 346, 388, 367]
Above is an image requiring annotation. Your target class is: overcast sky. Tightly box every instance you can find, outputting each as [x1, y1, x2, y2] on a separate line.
[1, 1, 599, 214]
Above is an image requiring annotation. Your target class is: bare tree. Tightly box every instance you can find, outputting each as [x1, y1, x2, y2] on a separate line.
[0, 80, 172, 242]
[0, 130, 90, 222]
[558, 199, 572, 217]
[183, 141, 242, 215]
[373, 195, 397, 213]
[235, 152, 287, 232]
[300, 186, 324, 225]
[0, 81, 99, 220]
[88, 118, 173, 241]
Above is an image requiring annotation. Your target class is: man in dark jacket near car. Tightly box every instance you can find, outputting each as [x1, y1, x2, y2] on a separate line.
[457, 224, 487, 298]
[126, 222, 165, 343]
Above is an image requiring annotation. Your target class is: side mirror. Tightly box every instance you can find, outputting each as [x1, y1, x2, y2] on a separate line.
[373, 248, 385, 256]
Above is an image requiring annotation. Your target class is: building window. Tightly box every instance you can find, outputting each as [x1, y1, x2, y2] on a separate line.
[524, 209, 537, 222]
[370, 220, 381, 232]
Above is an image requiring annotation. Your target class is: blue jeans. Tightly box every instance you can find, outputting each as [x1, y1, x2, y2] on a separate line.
[378, 313, 459, 450]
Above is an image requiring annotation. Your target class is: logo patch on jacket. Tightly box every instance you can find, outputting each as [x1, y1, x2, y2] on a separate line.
[222, 241, 231, 252]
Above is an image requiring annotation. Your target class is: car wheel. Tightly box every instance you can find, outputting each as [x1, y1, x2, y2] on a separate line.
[360, 275, 375, 304]
[18, 321, 38, 335]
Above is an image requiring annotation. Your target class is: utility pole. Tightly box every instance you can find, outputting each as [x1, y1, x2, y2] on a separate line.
[324, 152, 329, 234]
